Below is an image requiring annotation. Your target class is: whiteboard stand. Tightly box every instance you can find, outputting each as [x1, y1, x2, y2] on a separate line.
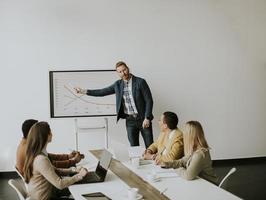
[74, 118, 109, 151]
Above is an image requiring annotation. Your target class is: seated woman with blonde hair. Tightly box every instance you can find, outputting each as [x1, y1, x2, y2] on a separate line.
[159, 121, 218, 184]
[23, 121, 88, 200]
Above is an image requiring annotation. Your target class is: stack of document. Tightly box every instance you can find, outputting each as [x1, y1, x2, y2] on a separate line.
[139, 159, 154, 165]
[153, 166, 179, 178]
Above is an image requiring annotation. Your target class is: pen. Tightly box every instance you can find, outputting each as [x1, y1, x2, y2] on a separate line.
[160, 187, 168, 195]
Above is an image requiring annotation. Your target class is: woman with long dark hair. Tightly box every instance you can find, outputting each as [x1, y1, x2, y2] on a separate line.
[23, 121, 87, 200]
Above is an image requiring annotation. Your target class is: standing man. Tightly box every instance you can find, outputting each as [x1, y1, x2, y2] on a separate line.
[75, 61, 154, 148]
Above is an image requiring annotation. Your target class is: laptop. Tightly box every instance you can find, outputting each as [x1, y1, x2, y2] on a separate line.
[76, 150, 113, 184]
[82, 192, 111, 200]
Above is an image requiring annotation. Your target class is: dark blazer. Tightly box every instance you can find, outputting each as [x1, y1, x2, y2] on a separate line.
[86, 75, 153, 121]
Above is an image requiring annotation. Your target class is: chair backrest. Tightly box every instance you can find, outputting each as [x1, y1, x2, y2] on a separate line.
[15, 166, 25, 181]
[15, 166, 29, 191]
[8, 179, 28, 200]
[219, 167, 237, 189]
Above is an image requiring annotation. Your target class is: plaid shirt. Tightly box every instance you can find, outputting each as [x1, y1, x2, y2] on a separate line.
[123, 78, 138, 115]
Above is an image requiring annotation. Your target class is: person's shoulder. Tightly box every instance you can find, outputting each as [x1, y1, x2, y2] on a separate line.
[35, 154, 49, 163]
[133, 75, 148, 85]
[21, 138, 27, 144]
[172, 130, 183, 145]
[17, 139, 26, 149]
[174, 128, 183, 137]
[133, 75, 144, 81]
[33, 155, 52, 172]
[114, 79, 123, 85]
[194, 148, 209, 158]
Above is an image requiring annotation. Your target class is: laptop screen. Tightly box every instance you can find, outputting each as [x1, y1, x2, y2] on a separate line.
[99, 150, 113, 170]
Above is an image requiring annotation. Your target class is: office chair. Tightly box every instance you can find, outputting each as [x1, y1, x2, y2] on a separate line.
[8, 179, 29, 200]
[15, 166, 25, 180]
[219, 167, 237, 189]
[15, 166, 29, 192]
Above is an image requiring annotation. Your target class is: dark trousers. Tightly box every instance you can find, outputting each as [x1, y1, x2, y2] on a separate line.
[126, 116, 153, 148]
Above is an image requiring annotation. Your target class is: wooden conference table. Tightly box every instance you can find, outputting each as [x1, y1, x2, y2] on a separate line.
[69, 150, 241, 200]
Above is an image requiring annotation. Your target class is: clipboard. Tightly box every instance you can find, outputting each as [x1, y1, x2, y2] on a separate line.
[82, 192, 112, 200]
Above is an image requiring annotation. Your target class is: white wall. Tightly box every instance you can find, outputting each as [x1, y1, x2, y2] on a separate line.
[0, 0, 266, 171]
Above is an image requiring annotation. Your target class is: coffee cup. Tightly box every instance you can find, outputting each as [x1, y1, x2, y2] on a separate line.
[128, 187, 139, 199]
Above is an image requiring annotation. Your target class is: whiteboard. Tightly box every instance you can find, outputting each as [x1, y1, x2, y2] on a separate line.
[49, 70, 117, 118]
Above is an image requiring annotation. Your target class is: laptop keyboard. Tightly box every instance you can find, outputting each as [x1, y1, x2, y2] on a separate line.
[84, 172, 100, 182]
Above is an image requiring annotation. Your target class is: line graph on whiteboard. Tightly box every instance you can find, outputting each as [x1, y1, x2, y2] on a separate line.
[50, 70, 117, 118]
[63, 85, 115, 107]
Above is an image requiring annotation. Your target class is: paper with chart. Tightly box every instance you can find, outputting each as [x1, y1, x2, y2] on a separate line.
[50, 70, 117, 118]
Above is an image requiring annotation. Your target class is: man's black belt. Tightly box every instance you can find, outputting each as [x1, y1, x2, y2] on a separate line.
[125, 114, 138, 118]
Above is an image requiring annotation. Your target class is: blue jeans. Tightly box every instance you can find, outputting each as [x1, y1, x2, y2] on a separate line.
[126, 116, 153, 148]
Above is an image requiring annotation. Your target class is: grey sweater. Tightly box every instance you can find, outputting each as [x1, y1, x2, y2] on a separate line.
[165, 148, 218, 184]
[27, 154, 82, 200]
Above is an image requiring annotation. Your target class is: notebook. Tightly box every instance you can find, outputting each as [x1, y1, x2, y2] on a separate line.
[76, 150, 112, 184]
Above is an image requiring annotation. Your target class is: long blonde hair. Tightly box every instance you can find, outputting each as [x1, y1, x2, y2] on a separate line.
[23, 122, 51, 183]
[183, 121, 209, 156]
